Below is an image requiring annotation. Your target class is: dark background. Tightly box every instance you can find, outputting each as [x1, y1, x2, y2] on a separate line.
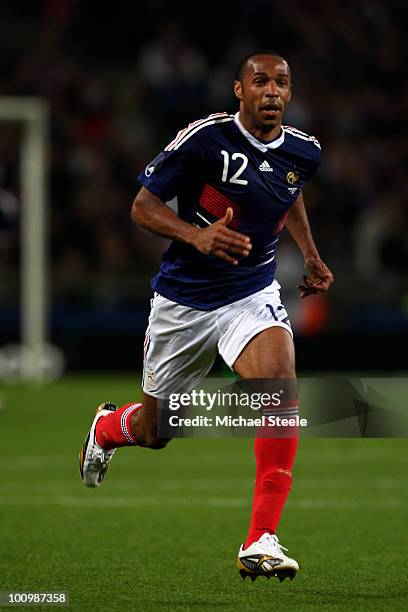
[0, 0, 406, 372]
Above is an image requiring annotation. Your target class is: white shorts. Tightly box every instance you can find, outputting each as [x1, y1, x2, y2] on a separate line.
[142, 280, 292, 398]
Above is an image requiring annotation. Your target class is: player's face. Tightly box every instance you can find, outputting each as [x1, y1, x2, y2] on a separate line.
[234, 55, 291, 138]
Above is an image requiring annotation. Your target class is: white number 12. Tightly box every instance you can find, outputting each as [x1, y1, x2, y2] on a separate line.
[221, 150, 248, 185]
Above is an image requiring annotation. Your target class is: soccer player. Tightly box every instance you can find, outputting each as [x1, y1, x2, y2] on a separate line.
[79, 51, 333, 581]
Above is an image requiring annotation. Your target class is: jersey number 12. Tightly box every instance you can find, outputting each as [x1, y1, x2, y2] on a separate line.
[220, 151, 248, 185]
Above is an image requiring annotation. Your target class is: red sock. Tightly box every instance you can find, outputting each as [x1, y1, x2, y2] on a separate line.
[244, 404, 299, 549]
[95, 403, 141, 450]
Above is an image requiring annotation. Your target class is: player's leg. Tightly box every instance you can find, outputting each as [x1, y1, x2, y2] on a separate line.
[217, 281, 299, 580]
[78, 401, 140, 488]
[128, 391, 170, 449]
[234, 327, 299, 581]
[79, 293, 218, 486]
[94, 392, 169, 450]
[79, 393, 171, 487]
[234, 327, 298, 541]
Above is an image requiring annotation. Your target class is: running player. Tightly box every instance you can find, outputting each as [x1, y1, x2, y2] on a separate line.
[79, 50, 333, 582]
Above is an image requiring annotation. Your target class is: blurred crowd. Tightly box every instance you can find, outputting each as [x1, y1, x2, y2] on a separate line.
[0, 0, 407, 334]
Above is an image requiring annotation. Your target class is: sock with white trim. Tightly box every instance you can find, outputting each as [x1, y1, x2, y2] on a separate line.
[95, 403, 140, 450]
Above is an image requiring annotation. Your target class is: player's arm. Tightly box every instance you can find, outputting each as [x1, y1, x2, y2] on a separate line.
[131, 186, 252, 265]
[285, 191, 333, 298]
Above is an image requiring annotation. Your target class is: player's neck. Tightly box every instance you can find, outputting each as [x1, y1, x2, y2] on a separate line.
[238, 111, 282, 143]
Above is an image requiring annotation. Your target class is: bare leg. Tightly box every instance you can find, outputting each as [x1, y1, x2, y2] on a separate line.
[129, 391, 172, 449]
[234, 327, 295, 379]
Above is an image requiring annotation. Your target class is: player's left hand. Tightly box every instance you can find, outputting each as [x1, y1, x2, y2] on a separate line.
[298, 257, 334, 298]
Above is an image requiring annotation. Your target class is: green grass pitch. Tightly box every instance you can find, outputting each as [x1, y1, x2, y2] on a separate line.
[0, 375, 407, 611]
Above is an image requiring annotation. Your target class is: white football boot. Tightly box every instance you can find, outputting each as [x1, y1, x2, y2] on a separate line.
[237, 533, 299, 582]
[79, 402, 118, 487]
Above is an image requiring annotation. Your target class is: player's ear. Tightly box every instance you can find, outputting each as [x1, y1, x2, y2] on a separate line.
[234, 80, 243, 100]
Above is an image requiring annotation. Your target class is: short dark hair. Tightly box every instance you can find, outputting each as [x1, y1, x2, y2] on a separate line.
[236, 50, 288, 81]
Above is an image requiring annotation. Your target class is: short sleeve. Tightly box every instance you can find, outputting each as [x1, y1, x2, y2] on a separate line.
[138, 136, 200, 202]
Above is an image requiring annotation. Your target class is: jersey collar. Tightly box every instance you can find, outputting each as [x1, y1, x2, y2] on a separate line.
[234, 112, 285, 152]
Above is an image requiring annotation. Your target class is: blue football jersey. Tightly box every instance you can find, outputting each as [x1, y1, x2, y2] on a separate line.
[137, 112, 321, 310]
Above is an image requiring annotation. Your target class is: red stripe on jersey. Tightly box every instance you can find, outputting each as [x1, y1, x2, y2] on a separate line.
[199, 184, 243, 229]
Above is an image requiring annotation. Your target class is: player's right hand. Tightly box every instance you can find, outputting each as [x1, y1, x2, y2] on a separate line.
[191, 208, 252, 265]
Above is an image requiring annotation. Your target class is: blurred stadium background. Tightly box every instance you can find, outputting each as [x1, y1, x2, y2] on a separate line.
[0, 0, 406, 377]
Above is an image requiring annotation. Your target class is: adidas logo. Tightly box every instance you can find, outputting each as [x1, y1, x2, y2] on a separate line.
[259, 160, 273, 172]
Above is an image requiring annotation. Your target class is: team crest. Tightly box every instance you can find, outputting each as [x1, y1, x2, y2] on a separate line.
[286, 170, 299, 185]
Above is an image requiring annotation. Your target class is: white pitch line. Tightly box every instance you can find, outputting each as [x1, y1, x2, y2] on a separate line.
[3, 451, 408, 473]
[0, 476, 405, 490]
[0, 496, 404, 509]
